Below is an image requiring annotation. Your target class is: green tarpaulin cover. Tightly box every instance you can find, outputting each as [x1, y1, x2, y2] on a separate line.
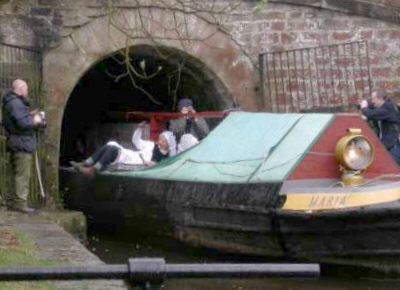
[112, 112, 334, 183]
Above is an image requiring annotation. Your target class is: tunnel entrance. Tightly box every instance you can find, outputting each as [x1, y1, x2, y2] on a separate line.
[59, 45, 233, 166]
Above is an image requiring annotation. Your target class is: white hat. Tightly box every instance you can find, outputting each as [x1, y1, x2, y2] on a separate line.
[160, 130, 177, 156]
[178, 133, 199, 153]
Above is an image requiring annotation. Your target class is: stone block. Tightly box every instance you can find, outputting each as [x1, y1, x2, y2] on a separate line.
[84, 7, 107, 18]
[281, 32, 297, 44]
[57, 8, 91, 28]
[265, 11, 286, 20]
[271, 22, 285, 31]
[38, 210, 87, 242]
[31, 7, 53, 17]
[52, 14, 63, 26]
[371, 67, 392, 78]
[331, 31, 353, 41]
[38, 0, 61, 6]
[360, 30, 373, 40]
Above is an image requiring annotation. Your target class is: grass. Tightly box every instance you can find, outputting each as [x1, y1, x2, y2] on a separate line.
[0, 227, 58, 290]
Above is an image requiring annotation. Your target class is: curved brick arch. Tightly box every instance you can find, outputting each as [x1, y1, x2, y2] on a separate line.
[43, 7, 259, 195]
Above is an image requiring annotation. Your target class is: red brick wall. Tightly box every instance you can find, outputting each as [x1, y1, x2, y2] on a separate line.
[3, 0, 400, 101]
[225, 2, 400, 101]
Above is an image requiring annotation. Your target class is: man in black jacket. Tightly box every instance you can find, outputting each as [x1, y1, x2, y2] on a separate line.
[360, 89, 400, 165]
[1, 79, 43, 213]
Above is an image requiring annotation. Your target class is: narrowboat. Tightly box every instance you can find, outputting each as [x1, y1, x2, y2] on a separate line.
[60, 112, 400, 272]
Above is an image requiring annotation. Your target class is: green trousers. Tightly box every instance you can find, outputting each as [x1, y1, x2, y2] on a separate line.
[8, 151, 33, 207]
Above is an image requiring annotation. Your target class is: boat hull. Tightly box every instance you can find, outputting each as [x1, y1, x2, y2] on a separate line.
[60, 168, 284, 256]
[275, 207, 400, 272]
[60, 168, 400, 272]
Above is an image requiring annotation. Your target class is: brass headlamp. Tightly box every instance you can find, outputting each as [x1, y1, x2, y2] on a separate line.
[335, 128, 374, 186]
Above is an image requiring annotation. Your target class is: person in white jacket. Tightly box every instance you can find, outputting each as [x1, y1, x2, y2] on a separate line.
[71, 122, 176, 178]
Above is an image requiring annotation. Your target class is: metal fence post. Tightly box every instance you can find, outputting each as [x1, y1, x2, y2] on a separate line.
[127, 258, 166, 289]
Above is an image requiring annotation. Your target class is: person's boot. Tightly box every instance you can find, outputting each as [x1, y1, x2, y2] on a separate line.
[8, 202, 36, 214]
[70, 161, 87, 170]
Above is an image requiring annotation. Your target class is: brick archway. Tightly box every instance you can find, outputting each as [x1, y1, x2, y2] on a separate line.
[42, 7, 258, 198]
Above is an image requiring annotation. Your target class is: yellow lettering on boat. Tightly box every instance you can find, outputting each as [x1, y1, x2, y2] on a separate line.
[282, 187, 400, 211]
[326, 196, 334, 207]
[334, 196, 341, 206]
[318, 197, 326, 207]
[307, 195, 346, 208]
[309, 196, 319, 207]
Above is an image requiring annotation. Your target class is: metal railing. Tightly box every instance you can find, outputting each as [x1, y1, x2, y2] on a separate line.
[259, 40, 372, 113]
[0, 258, 320, 288]
[0, 43, 44, 205]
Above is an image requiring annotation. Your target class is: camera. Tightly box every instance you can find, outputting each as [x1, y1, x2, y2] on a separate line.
[38, 111, 47, 129]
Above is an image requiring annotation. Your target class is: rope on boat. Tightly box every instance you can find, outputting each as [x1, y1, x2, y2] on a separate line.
[356, 174, 400, 187]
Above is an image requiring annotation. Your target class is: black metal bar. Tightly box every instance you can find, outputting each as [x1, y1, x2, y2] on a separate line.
[356, 41, 366, 100]
[272, 53, 280, 112]
[0, 258, 320, 282]
[335, 44, 343, 108]
[306, 48, 314, 109]
[314, 47, 322, 109]
[293, 50, 301, 112]
[279, 52, 287, 112]
[349, 42, 358, 104]
[258, 54, 266, 110]
[343, 44, 351, 109]
[286, 50, 294, 111]
[0, 265, 128, 281]
[327, 46, 335, 107]
[265, 54, 274, 112]
[165, 263, 319, 278]
[300, 50, 307, 111]
[365, 41, 372, 96]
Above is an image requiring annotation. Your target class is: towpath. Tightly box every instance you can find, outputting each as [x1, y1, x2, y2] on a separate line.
[0, 208, 128, 289]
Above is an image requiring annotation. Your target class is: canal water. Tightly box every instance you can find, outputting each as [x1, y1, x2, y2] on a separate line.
[85, 228, 400, 290]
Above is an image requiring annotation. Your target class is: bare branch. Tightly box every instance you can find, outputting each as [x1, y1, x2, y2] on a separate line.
[101, 0, 253, 106]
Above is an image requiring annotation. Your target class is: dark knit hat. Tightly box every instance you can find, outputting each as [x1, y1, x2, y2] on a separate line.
[177, 98, 193, 111]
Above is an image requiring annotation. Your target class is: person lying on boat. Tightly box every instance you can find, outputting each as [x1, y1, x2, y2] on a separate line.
[70, 122, 177, 178]
[168, 98, 209, 147]
[360, 88, 400, 165]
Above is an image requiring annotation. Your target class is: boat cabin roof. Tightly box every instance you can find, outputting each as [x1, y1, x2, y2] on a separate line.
[111, 112, 335, 183]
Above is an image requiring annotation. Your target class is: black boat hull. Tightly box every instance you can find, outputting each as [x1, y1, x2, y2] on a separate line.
[60, 168, 400, 272]
[61, 168, 284, 256]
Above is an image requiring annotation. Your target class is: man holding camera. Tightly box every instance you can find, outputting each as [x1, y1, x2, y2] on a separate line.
[360, 89, 400, 165]
[1, 79, 44, 214]
[168, 98, 210, 149]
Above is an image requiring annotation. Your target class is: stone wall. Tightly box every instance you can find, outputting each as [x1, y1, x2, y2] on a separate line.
[2, 0, 400, 92]
[3, 0, 400, 201]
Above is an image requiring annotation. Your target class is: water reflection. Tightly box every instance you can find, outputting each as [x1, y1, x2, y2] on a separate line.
[86, 230, 400, 290]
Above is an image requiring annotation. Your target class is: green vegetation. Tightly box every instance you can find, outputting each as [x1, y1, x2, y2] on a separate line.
[0, 228, 57, 290]
[253, 0, 268, 13]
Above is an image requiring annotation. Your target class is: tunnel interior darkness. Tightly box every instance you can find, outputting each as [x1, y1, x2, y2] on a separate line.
[60, 45, 233, 166]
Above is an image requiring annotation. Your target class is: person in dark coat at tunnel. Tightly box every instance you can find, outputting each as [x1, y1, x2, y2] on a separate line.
[1, 79, 44, 214]
[360, 88, 400, 165]
[168, 97, 209, 151]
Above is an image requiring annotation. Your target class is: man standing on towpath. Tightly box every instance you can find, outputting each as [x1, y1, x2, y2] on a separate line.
[1, 79, 44, 214]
